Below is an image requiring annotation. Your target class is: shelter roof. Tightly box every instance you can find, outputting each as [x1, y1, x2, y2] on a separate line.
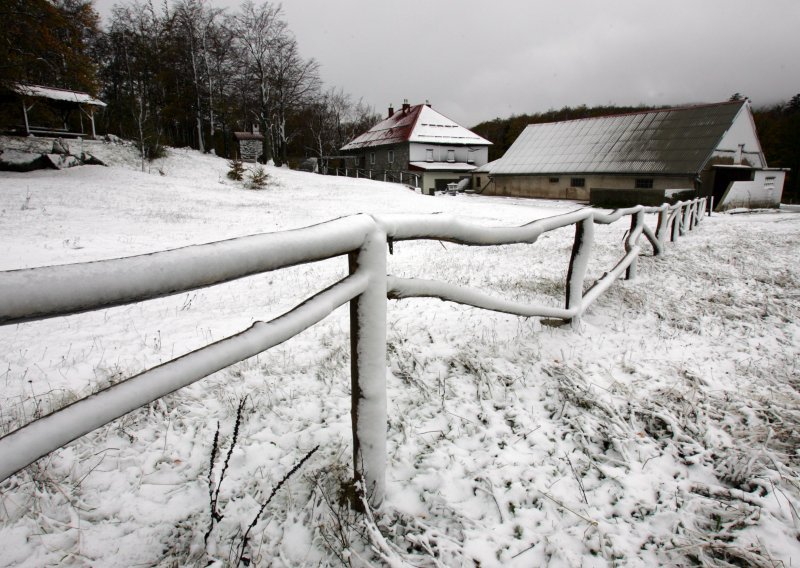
[14, 84, 106, 107]
[489, 101, 746, 176]
[341, 104, 490, 151]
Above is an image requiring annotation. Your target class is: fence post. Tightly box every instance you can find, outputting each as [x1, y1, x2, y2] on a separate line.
[565, 217, 594, 325]
[655, 205, 669, 254]
[680, 202, 690, 236]
[625, 210, 644, 280]
[348, 225, 388, 507]
[671, 206, 681, 242]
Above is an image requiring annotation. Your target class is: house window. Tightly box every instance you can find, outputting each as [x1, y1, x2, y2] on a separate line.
[549, 177, 559, 183]
[476, 176, 481, 187]
[388, 150, 394, 164]
[635, 178, 654, 189]
[370, 153, 375, 165]
[447, 149, 455, 163]
[467, 150, 475, 163]
[426, 148, 434, 162]
[764, 176, 776, 191]
[570, 177, 585, 187]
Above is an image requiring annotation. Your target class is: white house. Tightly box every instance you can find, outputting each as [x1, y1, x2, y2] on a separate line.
[341, 101, 491, 194]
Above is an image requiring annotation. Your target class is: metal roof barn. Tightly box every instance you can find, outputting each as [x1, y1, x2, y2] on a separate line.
[490, 101, 746, 176]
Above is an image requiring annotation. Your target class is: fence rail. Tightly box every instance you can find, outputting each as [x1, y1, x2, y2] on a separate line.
[326, 167, 420, 187]
[0, 198, 706, 505]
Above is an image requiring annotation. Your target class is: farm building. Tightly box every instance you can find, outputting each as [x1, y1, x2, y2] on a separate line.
[340, 101, 491, 194]
[474, 100, 787, 210]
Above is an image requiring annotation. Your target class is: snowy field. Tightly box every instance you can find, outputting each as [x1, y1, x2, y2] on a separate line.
[0, 139, 798, 567]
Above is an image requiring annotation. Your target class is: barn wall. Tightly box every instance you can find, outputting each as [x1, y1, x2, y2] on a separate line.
[482, 174, 695, 201]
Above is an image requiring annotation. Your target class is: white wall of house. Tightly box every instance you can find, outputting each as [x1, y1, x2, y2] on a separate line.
[717, 170, 786, 210]
[712, 107, 766, 168]
[409, 143, 488, 166]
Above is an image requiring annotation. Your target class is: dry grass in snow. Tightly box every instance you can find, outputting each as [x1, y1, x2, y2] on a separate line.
[0, 140, 798, 566]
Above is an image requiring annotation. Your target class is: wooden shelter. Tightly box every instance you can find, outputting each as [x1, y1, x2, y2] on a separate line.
[4, 84, 106, 138]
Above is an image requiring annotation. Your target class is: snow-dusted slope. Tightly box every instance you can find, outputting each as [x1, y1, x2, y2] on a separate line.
[0, 143, 798, 566]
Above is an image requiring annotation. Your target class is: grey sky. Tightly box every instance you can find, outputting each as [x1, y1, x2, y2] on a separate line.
[92, 0, 800, 127]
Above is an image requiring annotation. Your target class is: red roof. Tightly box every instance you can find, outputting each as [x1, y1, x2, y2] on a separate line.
[341, 105, 424, 151]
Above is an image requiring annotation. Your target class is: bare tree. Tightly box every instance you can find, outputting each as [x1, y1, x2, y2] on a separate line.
[231, 0, 286, 163]
[266, 31, 320, 165]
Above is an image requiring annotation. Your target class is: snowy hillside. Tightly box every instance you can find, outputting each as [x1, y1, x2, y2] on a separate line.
[0, 142, 798, 567]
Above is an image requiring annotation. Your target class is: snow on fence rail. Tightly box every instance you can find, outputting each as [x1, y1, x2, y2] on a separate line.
[0, 197, 706, 505]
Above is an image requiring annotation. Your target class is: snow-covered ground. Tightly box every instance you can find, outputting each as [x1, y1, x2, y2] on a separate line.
[0, 139, 798, 567]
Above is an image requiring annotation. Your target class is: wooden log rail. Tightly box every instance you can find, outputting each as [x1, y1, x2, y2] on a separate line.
[0, 198, 706, 505]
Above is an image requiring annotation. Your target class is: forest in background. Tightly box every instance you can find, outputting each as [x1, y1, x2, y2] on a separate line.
[1, 0, 379, 167]
[471, 96, 800, 202]
[1, 0, 797, 200]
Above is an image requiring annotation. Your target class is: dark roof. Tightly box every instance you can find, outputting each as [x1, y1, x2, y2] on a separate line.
[233, 132, 264, 141]
[341, 104, 490, 151]
[489, 101, 747, 176]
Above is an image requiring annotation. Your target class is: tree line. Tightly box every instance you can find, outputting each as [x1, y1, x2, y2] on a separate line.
[1, 0, 379, 168]
[471, 97, 800, 202]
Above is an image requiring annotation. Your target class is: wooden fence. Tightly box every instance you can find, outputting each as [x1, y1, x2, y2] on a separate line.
[0, 198, 706, 505]
[325, 167, 421, 187]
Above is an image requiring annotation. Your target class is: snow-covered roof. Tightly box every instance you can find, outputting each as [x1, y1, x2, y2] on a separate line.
[408, 105, 491, 146]
[489, 101, 747, 176]
[472, 158, 501, 174]
[408, 161, 477, 172]
[341, 104, 490, 151]
[14, 84, 106, 107]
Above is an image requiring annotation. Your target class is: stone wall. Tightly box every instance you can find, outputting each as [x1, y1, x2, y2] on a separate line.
[238, 139, 262, 162]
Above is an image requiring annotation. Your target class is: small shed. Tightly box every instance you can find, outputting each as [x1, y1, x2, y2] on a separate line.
[233, 129, 264, 163]
[4, 84, 106, 138]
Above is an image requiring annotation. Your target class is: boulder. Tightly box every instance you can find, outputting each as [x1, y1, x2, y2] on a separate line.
[81, 153, 107, 166]
[52, 138, 70, 155]
[44, 154, 82, 169]
[0, 150, 57, 172]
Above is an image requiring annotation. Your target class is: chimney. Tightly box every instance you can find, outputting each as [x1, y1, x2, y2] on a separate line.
[388, 104, 394, 118]
[735, 143, 744, 165]
[402, 98, 410, 113]
[425, 99, 431, 107]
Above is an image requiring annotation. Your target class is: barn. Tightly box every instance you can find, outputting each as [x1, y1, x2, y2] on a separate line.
[474, 100, 787, 210]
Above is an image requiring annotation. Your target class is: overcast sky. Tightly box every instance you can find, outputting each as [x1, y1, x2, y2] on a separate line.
[91, 0, 800, 127]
